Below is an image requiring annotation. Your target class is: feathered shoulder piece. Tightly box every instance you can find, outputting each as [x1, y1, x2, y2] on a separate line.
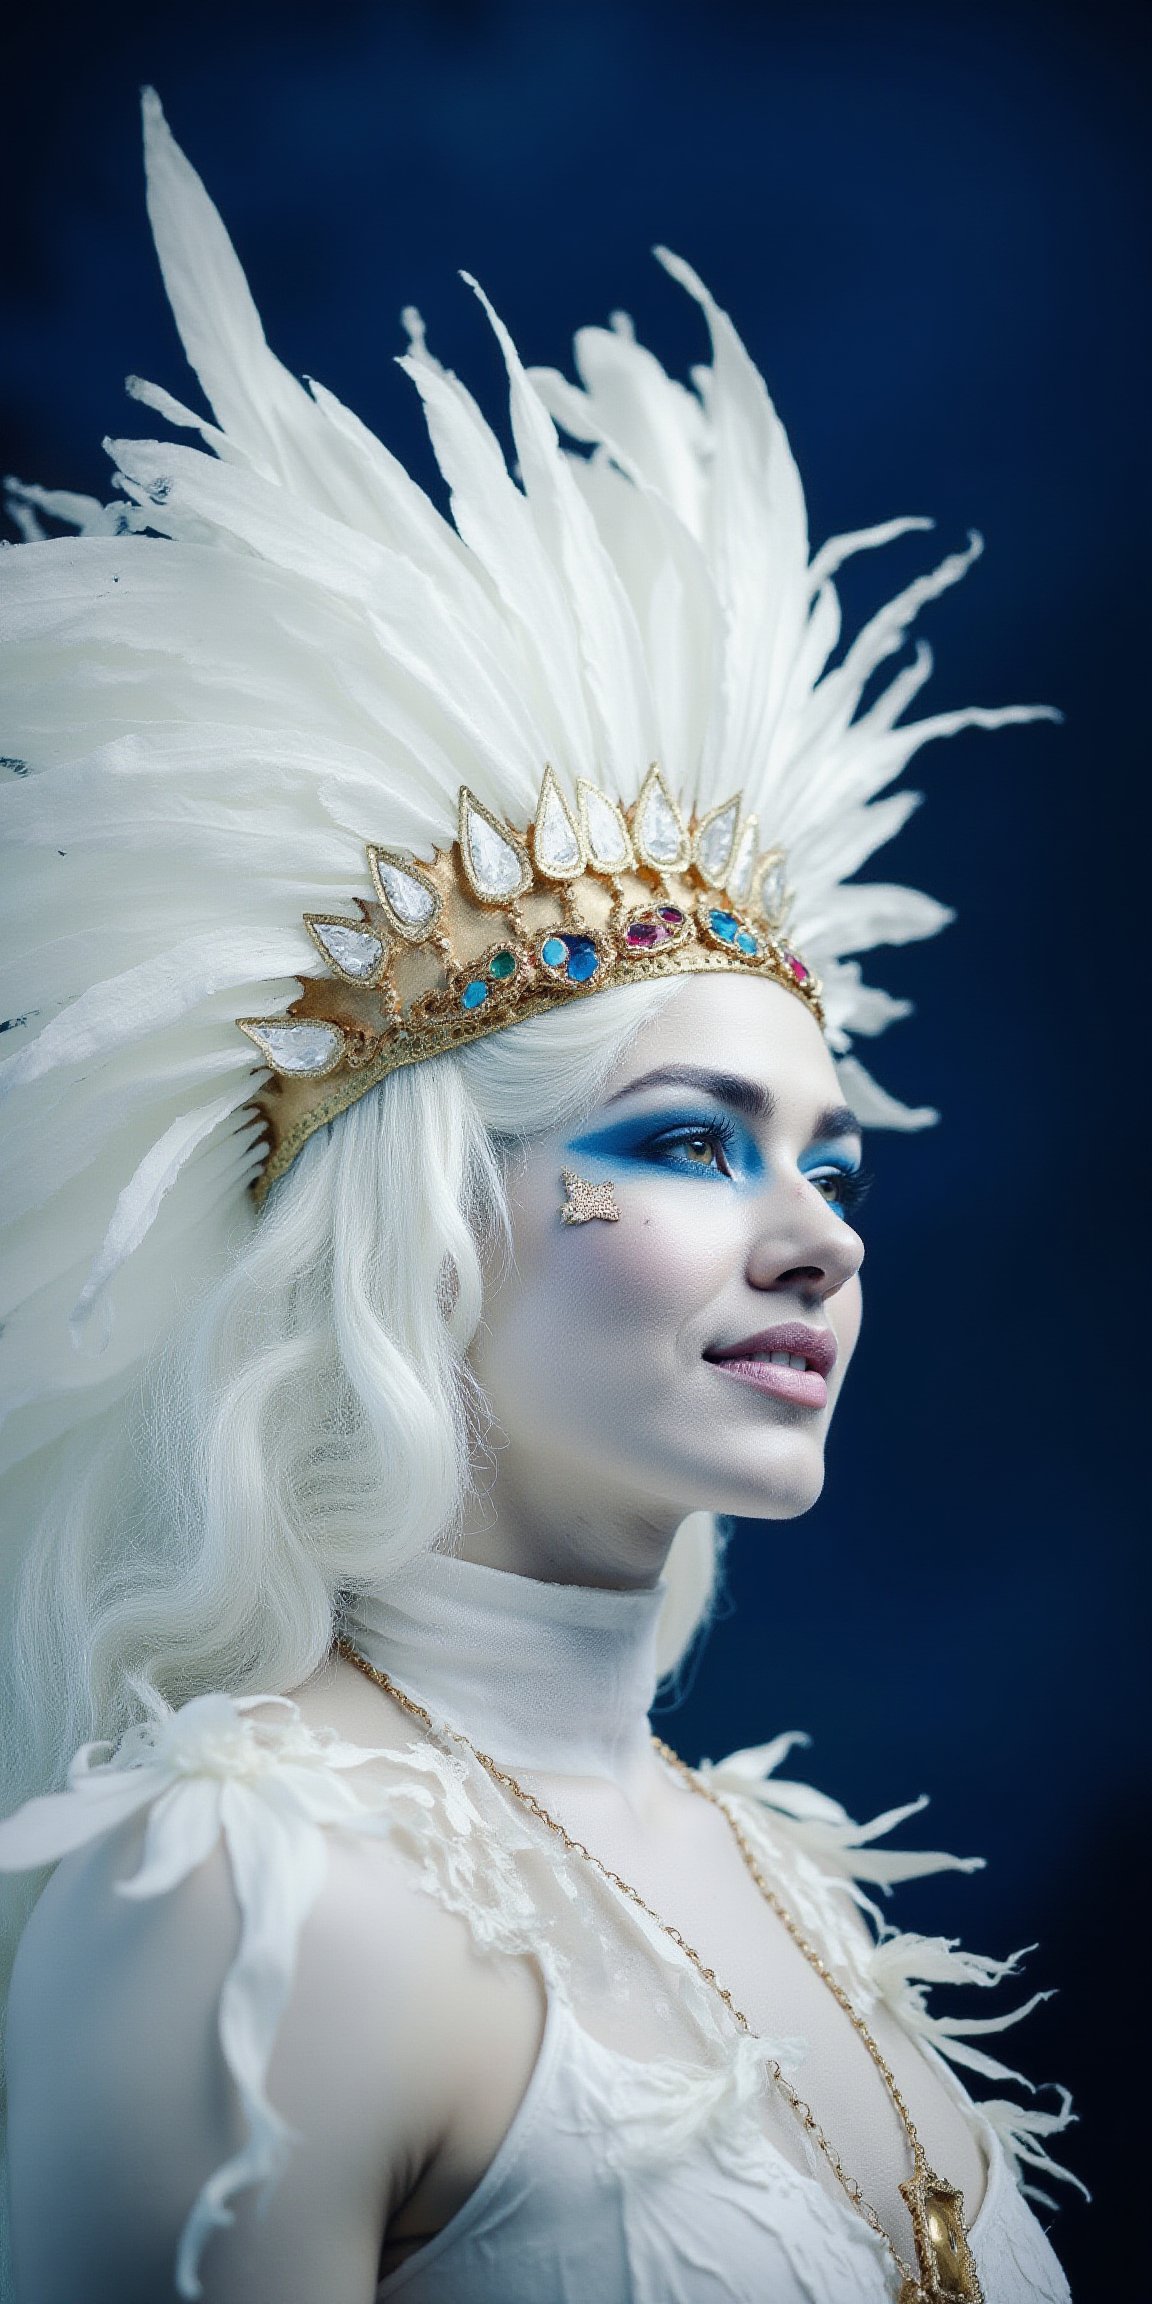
[0, 92, 1052, 1478]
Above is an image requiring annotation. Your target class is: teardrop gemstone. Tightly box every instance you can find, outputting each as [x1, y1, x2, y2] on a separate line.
[306, 918, 385, 982]
[579, 782, 633, 871]
[368, 849, 440, 938]
[533, 769, 584, 878]
[694, 798, 740, 884]
[460, 791, 530, 901]
[239, 1019, 345, 1076]
[726, 816, 759, 904]
[756, 853, 788, 926]
[633, 766, 688, 869]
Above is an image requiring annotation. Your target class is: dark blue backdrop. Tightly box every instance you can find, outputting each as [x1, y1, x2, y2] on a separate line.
[4, 1, 1148, 2284]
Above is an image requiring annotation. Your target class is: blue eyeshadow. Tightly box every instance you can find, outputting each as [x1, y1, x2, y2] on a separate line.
[567, 1107, 764, 1185]
[799, 1141, 865, 1218]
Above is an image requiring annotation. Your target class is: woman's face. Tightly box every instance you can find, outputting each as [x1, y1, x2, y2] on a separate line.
[467, 975, 865, 1579]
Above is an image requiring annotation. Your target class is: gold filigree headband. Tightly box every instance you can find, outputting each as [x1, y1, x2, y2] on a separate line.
[240, 765, 822, 1197]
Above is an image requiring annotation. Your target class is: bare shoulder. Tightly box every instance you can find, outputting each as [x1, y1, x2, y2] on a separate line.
[5, 1664, 538, 2303]
[8, 1808, 252, 2301]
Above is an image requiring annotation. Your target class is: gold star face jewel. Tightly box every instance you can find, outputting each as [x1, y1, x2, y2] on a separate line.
[560, 1170, 620, 1225]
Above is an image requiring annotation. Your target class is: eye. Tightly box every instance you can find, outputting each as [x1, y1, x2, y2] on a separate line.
[810, 1172, 843, 1203]
[645, 1118, 738, 1177]
[681, 1129, 726, 1168]
[806, 1165, 871, 1219]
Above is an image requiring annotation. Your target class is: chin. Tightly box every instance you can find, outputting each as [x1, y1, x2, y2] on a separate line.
[718, 1439, 828, 1522]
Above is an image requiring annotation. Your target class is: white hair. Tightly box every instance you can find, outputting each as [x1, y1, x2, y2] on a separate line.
[4, 979, 718, 1855]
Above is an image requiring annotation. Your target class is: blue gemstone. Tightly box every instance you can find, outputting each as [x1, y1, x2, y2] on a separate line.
[564, 936, 599, 983]
[735, 929, 758, 955]
[709, 909, 738, 942]
[461, 979, 488, 1010]
[541, 936, 567, 968]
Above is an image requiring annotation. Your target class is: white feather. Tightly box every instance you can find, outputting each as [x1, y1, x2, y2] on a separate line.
[0, 93, 1054, 1502]
[464, 275, 656, 791]
[70, 1095, 259, 1348]
[833, 1057, 938, 1132]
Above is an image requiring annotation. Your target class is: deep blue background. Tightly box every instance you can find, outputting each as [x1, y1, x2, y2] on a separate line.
[3, 0, 1148, 2283]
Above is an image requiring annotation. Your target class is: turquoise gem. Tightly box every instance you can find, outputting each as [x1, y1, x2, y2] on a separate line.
[735, 929, 758, 955]
[540, 933, 598, 982]
[489, 949, 516, 981]
[709, 909, 738, 942]
[461, 979, 488, 1010]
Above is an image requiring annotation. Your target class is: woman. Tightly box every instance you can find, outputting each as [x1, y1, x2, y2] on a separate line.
[0, 95, 1076, 2304]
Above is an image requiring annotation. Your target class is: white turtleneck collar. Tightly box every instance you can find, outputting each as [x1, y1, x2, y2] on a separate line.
[346, 1550, 664, 1783]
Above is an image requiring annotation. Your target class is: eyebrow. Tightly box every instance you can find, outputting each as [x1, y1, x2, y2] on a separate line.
[603, 1064, 862, 1142]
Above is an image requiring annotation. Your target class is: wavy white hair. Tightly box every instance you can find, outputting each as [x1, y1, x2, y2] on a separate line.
[4, 978, 716, 1826]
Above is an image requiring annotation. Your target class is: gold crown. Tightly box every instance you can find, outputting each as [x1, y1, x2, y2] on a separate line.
[240, 765, 822, 1197]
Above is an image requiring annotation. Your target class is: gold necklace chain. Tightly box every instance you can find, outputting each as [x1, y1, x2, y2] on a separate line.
[334, 1638, 982, 2304]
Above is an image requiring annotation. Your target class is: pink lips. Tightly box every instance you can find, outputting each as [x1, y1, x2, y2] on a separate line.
[705, 1321, 837, 1411]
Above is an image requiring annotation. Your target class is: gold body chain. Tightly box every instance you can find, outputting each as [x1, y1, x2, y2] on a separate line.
[334, 1638, 983, 2304]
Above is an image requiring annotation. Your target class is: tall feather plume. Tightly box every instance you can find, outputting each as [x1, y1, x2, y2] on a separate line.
[0, 93, 1055, 1510]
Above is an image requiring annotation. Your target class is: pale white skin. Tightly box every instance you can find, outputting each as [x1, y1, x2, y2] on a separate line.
[6, 978, 984, 2301]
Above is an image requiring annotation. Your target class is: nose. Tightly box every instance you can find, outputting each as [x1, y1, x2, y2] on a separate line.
[745, 1175, 864, 1304]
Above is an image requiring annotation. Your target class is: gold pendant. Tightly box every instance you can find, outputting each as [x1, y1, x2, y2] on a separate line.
[899, 2165, 984, 2302]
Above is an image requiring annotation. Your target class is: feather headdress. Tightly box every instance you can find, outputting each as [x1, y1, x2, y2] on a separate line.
[0, 92, 1052, 1503]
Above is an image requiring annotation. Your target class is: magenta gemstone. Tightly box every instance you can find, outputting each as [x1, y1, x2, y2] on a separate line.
[786, 952, 810, 983]
[657, 905, 684, 926]
[626, 918, 662, 947]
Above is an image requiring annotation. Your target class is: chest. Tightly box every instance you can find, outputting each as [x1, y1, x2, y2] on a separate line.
[382, 2000, 1071, 2304]
[514, 1768, 987, 2262]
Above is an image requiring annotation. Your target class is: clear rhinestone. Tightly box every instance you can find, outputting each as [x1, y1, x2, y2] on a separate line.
[756, 854, 788, 926]
[241, 1020, 344, 1076]
[694, 799, 739, 883]
[580, 782, 632, 870]
[309, 920, 384, 980]
[463, 797, 526, 899]
[534, 772, 583, 877]
[634, 769, 687, 867]
[372, 854, 438, 932]
[726, 816, 759, 904]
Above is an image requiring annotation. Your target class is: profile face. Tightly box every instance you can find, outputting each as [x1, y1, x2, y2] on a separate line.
[468, 975, 865, 1569]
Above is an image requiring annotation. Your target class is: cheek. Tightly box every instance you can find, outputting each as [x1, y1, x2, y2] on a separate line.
[488, 1177, 736, 1401]
[585, 1195, 730, 1312]
[555, 1180, 740, 1335]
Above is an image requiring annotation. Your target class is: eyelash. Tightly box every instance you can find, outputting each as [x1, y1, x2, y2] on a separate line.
[643, 1117, 739, 1175]
[807, 1166, 872, 1219]
[642, 1118, 872, 1218]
